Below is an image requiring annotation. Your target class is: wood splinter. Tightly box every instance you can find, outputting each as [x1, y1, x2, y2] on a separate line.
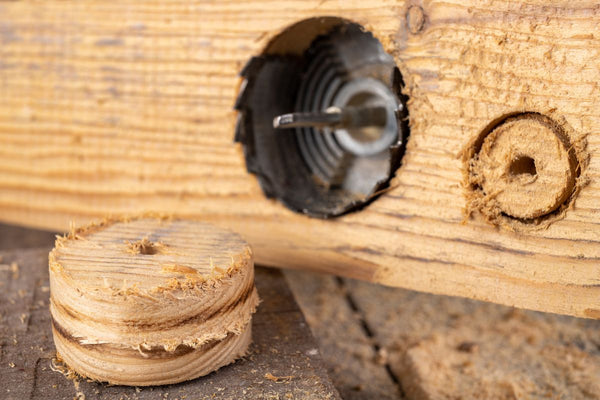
[49, 216, 259, 386]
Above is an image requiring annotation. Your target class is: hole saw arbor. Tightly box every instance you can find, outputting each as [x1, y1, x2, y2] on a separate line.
[0, 1, 599, 319]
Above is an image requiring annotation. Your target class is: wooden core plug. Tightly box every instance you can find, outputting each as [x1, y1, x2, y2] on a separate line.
[49, 217, 259, 386]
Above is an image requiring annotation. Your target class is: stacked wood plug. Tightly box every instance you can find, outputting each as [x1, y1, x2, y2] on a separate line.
[49, 216, 259, 386]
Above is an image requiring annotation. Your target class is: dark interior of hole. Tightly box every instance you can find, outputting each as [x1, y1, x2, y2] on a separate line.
[139, 241, 158, 255]
[235, 20, 409, 218]
[509, 156, 537, 176]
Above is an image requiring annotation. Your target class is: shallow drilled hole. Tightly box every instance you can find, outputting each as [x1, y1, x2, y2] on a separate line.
[139, 242, 158, 255]
[509, 156, 537, 177]
[128, 238, 161, 255]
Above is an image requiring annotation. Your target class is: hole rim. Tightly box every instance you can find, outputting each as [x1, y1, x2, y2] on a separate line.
[234, 17, 410, 219]
[464, 112, 585, 229]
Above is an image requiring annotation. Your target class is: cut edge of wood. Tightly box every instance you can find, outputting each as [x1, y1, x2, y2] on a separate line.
[49, 216, 260, 385]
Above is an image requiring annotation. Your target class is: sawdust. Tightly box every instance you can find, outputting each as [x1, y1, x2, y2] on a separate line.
[287, 270, 600, 399]
[264, 372, 294, 383]
[51, 357, 90, 400]
[7, 261, 19, 279]
[342, 279, 600, 400]
[125, 237, 166, 256]
[284, 270, 402, 400]
[73, 381, 86, 400]
[161, 264, 199, 275]
[50, 355, 82, 382]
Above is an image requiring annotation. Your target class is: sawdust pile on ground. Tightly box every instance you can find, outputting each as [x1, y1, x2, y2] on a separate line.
[392, 306, 600, 399]
[286, 270, 600, 400]
[285, 271, 402, 400]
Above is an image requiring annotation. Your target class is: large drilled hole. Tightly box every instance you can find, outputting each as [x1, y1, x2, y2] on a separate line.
[509, 156, 537, 177]
[234, 17, 409, 218]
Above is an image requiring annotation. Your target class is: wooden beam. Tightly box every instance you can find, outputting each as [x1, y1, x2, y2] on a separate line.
[1, 1, 599, 318]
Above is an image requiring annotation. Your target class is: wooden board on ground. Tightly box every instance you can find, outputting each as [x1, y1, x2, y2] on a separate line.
[286, 269, 600, 399]
[0, 247, 341, 400]
[343, 276, 600, 399]
[1, 1, 600, 319]
[0, 223, 56, 250]
[284, 270, 404, 400]
[5, 224, 600, 400]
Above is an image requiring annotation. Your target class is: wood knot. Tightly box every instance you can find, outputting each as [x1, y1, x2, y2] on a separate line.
[406, 6, 426, 34]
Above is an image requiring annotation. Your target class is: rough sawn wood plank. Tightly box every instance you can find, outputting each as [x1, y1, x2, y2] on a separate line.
[0, 1, 600, 318]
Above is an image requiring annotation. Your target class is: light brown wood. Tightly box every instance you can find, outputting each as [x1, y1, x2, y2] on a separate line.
[1, 1, 600, 318]
[49, 217, 259, 386]
[0, 243, 341, 400]
[286, 269, 600, 399]
[466, 113, 582, 225]
[343, 276, 600, 400]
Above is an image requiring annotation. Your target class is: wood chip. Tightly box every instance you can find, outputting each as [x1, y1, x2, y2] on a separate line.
[265, 372, 294, 383]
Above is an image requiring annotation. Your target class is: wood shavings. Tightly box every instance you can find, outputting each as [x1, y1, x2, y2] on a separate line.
[161, 264, 198, 275]
[125, 237, 166, 256]
[1, 262, 21, 279]
[73, 379, 86, 400]
[265, 372, 294, 383]
[50, 356, 81, 381]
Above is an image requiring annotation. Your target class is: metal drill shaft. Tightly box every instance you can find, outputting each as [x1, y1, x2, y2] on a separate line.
[273, 108, 343, 129]
[273, 106, 387, 130]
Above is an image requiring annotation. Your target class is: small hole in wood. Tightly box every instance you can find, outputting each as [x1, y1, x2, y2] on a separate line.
[509, 156, 536, 177]
[139, 241, 158, 255]
[127, 238, 162, 255]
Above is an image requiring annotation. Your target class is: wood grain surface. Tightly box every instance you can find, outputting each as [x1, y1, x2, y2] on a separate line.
[0, 1, 599, 318]
[49, 218, 259, 385]
[1, 247, 341, 400]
